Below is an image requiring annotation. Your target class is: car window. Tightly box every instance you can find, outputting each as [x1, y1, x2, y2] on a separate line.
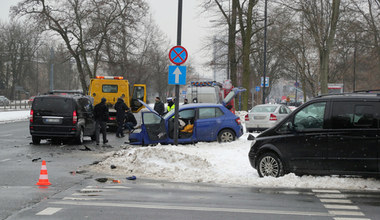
[279, 106, 287, 114]
[33, 97, 74, 115]
[179, 109, 195, 119]
[331, 102, 378, 129]
[294, 102, 326, 130]
[102, 85, 118, 93]
[198, 107, 224, 119]
[251, 105, 277, 113]
[78, 98, 93, 113]
[143, 112, 162, 125]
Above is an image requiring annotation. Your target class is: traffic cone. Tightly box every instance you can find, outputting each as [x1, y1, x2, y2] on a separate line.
[36, 160, 51, 186]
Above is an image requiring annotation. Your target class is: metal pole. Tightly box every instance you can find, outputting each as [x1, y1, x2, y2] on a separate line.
[353, 33, 357, 92]
[262, 0, 268, 104]
[49, 47, 54, 92]
[174, 0, 183, 145]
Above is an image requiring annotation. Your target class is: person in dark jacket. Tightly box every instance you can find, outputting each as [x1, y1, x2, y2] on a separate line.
[94, 97, 109, 145]
[153, 97, 165, 116]
[114, 97, 129, 137]
[124, 109, 137, 133]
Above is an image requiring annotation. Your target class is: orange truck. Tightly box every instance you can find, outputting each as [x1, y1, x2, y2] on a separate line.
[88, 76, 146, 126]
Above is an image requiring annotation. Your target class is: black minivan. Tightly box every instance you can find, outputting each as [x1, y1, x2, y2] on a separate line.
[30, 91, 96, 145]
[249, 92, 380, 177]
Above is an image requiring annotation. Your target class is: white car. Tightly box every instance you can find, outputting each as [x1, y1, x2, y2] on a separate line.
[0, 96, 10, 106]
[245, 104, 292, 132]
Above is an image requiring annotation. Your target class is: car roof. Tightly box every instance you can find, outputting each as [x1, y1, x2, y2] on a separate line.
[314, 93, 380, 100]
[179, 103, 224, 109]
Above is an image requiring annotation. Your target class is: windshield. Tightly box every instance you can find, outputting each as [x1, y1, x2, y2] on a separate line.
[251, 105, 277, 113]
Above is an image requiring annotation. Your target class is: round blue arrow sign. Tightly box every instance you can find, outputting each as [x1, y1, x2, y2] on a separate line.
[169, 46, 188, 65]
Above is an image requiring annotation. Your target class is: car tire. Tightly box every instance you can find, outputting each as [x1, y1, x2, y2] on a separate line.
[76, 128, 84, 145]
[217, 129, 235, 142]
[257, 152, 284, 177]
[32, 136, 41, 145]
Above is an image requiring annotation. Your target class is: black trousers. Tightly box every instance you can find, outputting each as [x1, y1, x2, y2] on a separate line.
[95, 120, 107, 143]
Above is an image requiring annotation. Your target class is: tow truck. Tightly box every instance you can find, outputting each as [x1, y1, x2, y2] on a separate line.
[88, 76, 146, 126]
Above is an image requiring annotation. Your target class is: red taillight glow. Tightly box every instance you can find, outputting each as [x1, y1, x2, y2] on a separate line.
[30, 109, 33, 123]
[109, 117, 116, 121]
[235, 118, 241, 125]
[270, 113, 277, 121]
[245, 114, 249, 121]
[73, 111, 78, 125]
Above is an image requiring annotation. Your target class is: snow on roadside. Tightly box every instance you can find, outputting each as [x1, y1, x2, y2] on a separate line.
[0, 110, 30, 124]
[91, 132, 380, 191]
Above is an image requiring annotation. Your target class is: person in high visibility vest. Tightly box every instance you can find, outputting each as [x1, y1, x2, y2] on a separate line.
[167, 98, 175, 112]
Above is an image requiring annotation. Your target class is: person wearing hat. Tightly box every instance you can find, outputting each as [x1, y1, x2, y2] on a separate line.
[154, 97, 165, 116]
[94, 97, 109, 145]
[114, 97, 129, 137]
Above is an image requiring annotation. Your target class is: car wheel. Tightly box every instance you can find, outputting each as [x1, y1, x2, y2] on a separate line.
[257, 152, 284, 177]
[32, 136, 41, 145]
[76, 128, 84, 145]
[218, 129, 235, 142]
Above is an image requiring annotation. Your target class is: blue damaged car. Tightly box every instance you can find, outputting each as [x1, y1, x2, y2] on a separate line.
[129, 88, 245, 145]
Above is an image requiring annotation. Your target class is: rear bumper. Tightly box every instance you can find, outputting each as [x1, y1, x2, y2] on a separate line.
[30, 125, 80, 139]
[246, 121, 277, 130]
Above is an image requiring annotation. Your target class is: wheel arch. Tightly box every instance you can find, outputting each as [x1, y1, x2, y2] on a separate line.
[255, 144, 288, 173]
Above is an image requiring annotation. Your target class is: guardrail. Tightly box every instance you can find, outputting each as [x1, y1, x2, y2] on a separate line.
[0, 100, 31, 110]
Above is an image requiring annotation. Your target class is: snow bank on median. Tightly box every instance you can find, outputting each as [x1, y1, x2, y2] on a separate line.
[0, 110, 30, 124]
[91, 133, 380, 191]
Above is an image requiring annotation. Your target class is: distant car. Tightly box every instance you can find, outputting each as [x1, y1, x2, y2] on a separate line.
[129, 88, 245, 145]
[245, 104, 292, 132]
[29, 91, 96, 145]
[28, 96, 35, 105]
[0, 96, 10, 106]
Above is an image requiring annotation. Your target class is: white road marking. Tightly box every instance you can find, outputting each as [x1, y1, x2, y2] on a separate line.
[0, 159, 10, 163]
[313, 189, 341, 194]
[320, 199, 352, 204]
[316, 194, 347, 199]
[329, 210, 365, 216]
[36, 207, 62, 215]
[63, 197, 100, 201]
[103, 186, 131, 189]
[324, 204, 359, 210]
[50, 201, 332, 217]
[333, 218, 371, 220]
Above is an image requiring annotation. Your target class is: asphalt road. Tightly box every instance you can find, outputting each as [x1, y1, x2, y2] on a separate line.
[1, 121, 380, 220]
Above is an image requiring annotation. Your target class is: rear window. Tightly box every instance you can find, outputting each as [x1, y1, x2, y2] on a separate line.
[102, 85, 118, 93]
[33, 97, 74, 115]
[251, 105, 277, 113]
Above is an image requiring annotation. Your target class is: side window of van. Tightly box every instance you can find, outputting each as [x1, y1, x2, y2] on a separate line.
[293, 102, 326, 130]
[331, 102, 378, 129]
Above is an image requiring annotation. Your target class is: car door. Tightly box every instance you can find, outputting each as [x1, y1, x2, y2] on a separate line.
[195, 107, 224, 141]
[141, 111, 168, 144]
[78, 98, 96, 136]
[327, 100, 379, 173]
[275, 101, 328, 173]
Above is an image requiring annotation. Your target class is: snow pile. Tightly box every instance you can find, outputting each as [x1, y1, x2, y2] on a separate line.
[91, 133, 380, 190]
[0, 110, 30, 124]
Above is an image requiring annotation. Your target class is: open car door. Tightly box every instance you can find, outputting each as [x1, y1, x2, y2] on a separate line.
[222, 87, 246, 107]
[130, 84, 146, 113]
[138, 100, 167, 145]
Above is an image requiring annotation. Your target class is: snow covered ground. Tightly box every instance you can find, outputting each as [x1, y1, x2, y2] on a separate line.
[2, 110, 380, 190]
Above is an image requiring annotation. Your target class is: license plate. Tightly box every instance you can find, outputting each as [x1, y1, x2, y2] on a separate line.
[254, 116, 266, 120]
[46, 118, 60, 123]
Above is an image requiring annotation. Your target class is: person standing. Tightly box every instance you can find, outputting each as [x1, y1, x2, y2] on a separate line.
[94, 97, 109, 145]
[154, 97, 165, 116]
[114, 97, 129, 137]
[167, 98, 175, 113]
[183, 98, 188, 105]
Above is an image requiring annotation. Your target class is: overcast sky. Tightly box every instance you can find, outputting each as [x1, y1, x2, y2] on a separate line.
[0, 0, 213, 78]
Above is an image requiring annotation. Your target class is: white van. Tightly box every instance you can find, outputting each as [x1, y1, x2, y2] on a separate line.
[186, 86, 222, 104]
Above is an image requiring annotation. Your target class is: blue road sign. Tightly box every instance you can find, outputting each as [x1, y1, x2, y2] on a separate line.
[261, 77, 269, 87]
[168, 66, 186, 85]
[255, 86, 260, 92]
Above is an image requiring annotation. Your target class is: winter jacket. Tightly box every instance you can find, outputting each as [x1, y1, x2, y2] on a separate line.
[154, 101, 165, 115]
[114, 98, 129, 122]
[94, 102, 109, 121]
[125, 111, 137, 126]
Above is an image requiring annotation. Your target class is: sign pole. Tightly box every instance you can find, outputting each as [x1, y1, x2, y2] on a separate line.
[174, 0, 183, 145]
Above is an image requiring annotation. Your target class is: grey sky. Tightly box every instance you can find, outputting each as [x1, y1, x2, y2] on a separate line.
[0, 0, 213, 78]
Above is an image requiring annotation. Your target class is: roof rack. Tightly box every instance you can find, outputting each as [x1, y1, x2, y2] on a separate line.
[48, 90, 84, 95]
[353, 89, 380, 93]
[316, 91, 380, 98]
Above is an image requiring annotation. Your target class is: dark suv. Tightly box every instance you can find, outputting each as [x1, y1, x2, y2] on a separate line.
[249, 92, 380, 177]
[30, 91, 96, 145]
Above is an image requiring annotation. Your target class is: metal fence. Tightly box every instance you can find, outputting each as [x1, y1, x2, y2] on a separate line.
[0, 100, 31, 110]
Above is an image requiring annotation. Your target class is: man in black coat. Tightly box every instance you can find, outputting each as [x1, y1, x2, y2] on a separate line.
[94, 97, 109, 145]
[124, 109, 137, 133]
[114, 97, 129, 137]
[153, 97, 165, 116]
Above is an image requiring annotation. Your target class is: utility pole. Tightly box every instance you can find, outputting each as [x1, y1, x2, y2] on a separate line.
[262, 0, 268, 104]
[173, 0, 183, 145]
[49, 47, 54, 92]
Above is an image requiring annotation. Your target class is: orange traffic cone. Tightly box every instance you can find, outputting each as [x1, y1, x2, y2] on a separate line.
[36, 160, 51, 186]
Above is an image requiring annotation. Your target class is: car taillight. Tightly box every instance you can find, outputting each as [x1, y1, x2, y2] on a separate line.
[235, 118, 241, 125]
[73, 111, 78, 125]
[245, 114, 249, 121]
[30, 109, 33, 123]
[109, 117, 116, 121]
[270, 113, 277, 121]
